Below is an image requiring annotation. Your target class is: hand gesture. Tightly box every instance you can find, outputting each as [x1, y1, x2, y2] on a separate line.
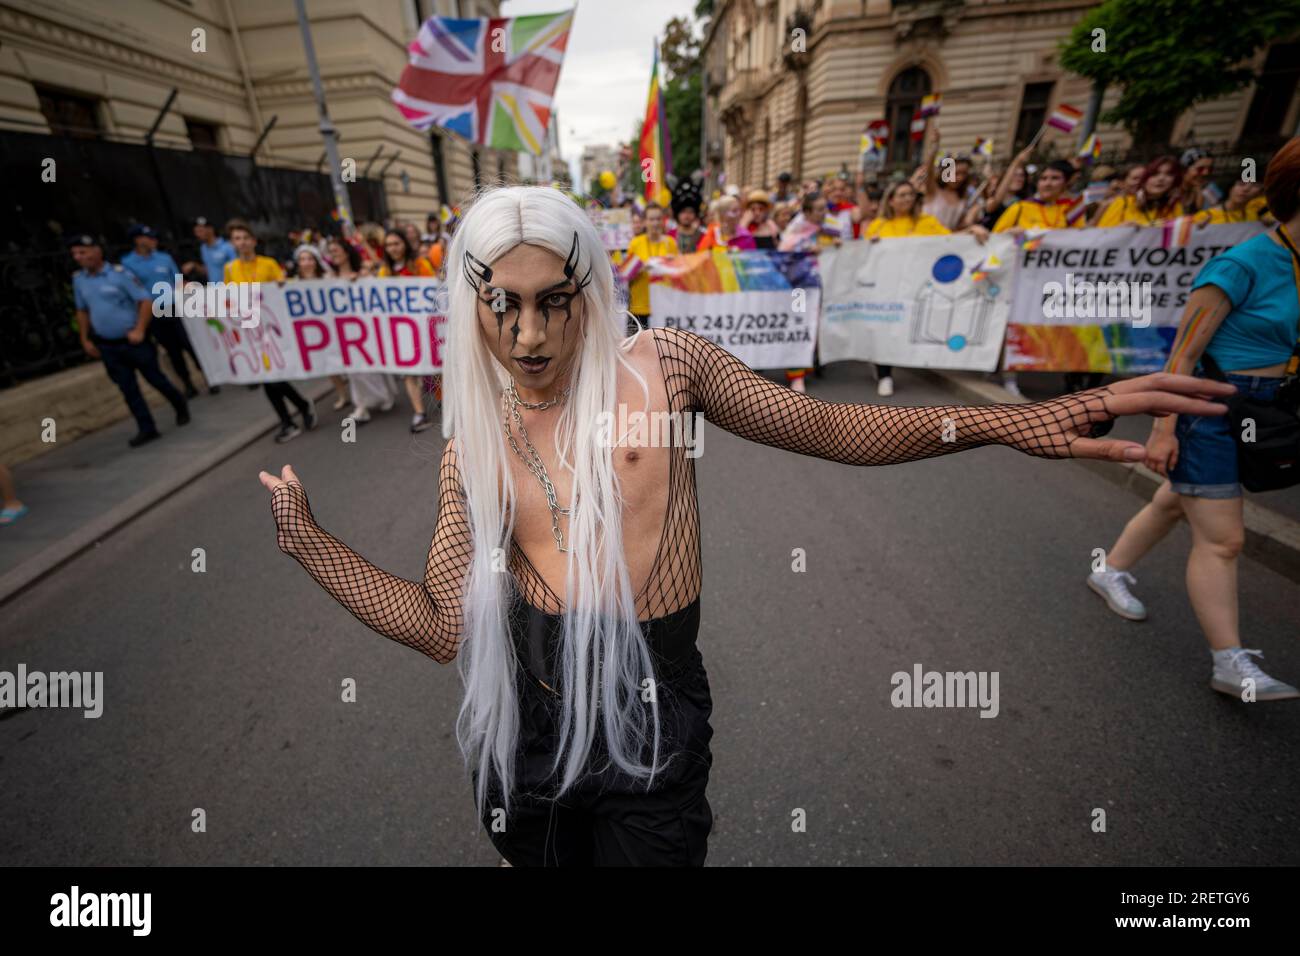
[1001, 374, 1234, 462]
[258, 464, 315, 555]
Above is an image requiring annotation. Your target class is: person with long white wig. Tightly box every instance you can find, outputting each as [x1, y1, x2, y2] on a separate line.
[259, 185, 1235, 866]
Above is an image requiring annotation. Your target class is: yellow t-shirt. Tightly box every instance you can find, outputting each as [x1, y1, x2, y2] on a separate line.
[864, 215, 949, 239]
[992, 198, 1083, 232]
[224, 256, 285, 284]
[625, 233, 679, 315]
[1097, 195, 1186, 227]
[1195, 203, 1264, 225]
[378, 258, 435, 278]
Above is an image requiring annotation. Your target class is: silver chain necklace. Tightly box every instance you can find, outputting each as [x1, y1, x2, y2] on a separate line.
[503, 379, 573, 552]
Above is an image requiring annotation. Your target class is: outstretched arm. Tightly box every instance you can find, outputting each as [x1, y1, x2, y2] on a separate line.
[258, 439, 470, 663]
[651, 328, 1234, 465]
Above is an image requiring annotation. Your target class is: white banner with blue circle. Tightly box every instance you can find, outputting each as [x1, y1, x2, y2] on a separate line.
[817, 234, 1017, 371]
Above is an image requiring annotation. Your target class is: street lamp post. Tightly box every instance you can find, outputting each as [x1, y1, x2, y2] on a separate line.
[294, 0, 353, 226]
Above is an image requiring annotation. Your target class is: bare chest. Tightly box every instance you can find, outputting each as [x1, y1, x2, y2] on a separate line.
[505, 364, 677, 597]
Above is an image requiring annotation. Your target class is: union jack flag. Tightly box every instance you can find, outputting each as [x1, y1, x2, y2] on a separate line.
[391, 11, 573, 154]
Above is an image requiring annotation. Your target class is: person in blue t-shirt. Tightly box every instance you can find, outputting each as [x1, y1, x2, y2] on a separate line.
[1088, 137, 1300, 701]
[121, 224, 214, 397]
[71, 234, 190, 448]
[193, 216, 236, 283]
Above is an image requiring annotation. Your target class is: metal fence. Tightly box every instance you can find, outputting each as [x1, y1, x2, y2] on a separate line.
[0, 129, 389, 389]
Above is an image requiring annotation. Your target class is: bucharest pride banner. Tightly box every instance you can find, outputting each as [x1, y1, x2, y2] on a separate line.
[1004, 221, 1265, 372]
[178, 278, 447, 384]
[647, 249, 820, 370]
[818, 233, 1018, 372]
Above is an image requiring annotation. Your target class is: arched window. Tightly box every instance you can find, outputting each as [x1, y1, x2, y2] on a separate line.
[885, 66, 932, 166]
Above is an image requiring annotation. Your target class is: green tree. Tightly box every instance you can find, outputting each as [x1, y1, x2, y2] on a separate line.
[659, 15, 703, 176]
[1059, 0, 1300, 146]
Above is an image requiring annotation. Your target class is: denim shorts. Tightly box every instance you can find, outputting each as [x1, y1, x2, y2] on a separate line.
[1169, 372, 1282, 498]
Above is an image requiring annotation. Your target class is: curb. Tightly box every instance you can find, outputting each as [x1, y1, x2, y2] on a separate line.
[0, 381, 335, 606]
[919, 368, 1300, 585]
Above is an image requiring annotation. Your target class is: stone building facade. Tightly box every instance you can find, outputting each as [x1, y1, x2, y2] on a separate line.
[0, 0, 522, 221]
[701, 0, 1300, 188]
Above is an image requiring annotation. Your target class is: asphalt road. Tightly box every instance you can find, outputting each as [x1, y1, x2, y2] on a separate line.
[3, 362, 1297, 866]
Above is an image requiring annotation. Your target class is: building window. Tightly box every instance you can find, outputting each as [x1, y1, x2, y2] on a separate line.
[1240, 42, 1300, 147]
[36, 86, 102, 138]
[885, 66, 931, 165]
[1014, 82, 1055, 151]
[185, 118, 220, 151]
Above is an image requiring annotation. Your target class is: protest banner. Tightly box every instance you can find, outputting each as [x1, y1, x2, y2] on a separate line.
[176, 278, 447, 384]
[1004, 221, 1265, 371]
[647, 249, 819, 370]
[817, 234, 1017, 371]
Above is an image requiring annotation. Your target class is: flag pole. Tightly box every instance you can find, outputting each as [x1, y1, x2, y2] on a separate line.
[1026, 123, 1048, 152]
[294, 0, 353, 225]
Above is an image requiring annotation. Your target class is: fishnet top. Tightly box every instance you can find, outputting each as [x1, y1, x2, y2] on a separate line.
[272, 326, 1115, 662]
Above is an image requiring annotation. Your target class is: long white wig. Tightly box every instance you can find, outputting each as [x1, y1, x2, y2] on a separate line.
[442, 186, 661, 813]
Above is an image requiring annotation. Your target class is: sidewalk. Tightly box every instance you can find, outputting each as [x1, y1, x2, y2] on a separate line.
[0, 378, 334, 604]
[922, 368, 1300, 585]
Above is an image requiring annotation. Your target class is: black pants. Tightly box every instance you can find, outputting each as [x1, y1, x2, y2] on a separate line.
[151, 318, 201, 390]
[481, 778, 713, 867]
[98, 339, 186, 434]
[264, 381, 311, 426]
[876, 364, 893, 378]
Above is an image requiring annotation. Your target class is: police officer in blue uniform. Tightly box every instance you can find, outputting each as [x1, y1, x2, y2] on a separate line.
[121, 224, 215, 397]
[71, 234, 190, 448]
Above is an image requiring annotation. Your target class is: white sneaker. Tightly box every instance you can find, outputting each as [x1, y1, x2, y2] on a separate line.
[877, 376, 894, 397]
[790, 376, 806, 393]
[1087, 569, 1147, 620]
[1002, 376, 1023, 398]
[350, 406, 371, 424]
[1211, 648, 1300, 701]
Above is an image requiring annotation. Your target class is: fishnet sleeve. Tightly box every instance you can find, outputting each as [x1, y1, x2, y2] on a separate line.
[652, 327, 1114, 463]
[269, 438, 469, 663]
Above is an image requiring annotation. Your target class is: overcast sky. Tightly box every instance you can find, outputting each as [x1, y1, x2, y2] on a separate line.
[500, 0, 700, 182]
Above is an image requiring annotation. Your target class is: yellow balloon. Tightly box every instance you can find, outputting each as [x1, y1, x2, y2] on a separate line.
[657, 187, 671, 207]
[599, 170, 616, 190]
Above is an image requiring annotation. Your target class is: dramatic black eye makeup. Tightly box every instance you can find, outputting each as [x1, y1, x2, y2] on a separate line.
[476, 279, 581, 347]
[466, 232, 590, 348]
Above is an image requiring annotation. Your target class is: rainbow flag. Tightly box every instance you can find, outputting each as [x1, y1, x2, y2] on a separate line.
[920, 93, 942, 117]
[391, 11, 572, 153]
[974, 137, 993, 159]
[638, 40, 674, 203]
[1077, 132, 1101, 161]
[1046, 104, 1083, 133]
